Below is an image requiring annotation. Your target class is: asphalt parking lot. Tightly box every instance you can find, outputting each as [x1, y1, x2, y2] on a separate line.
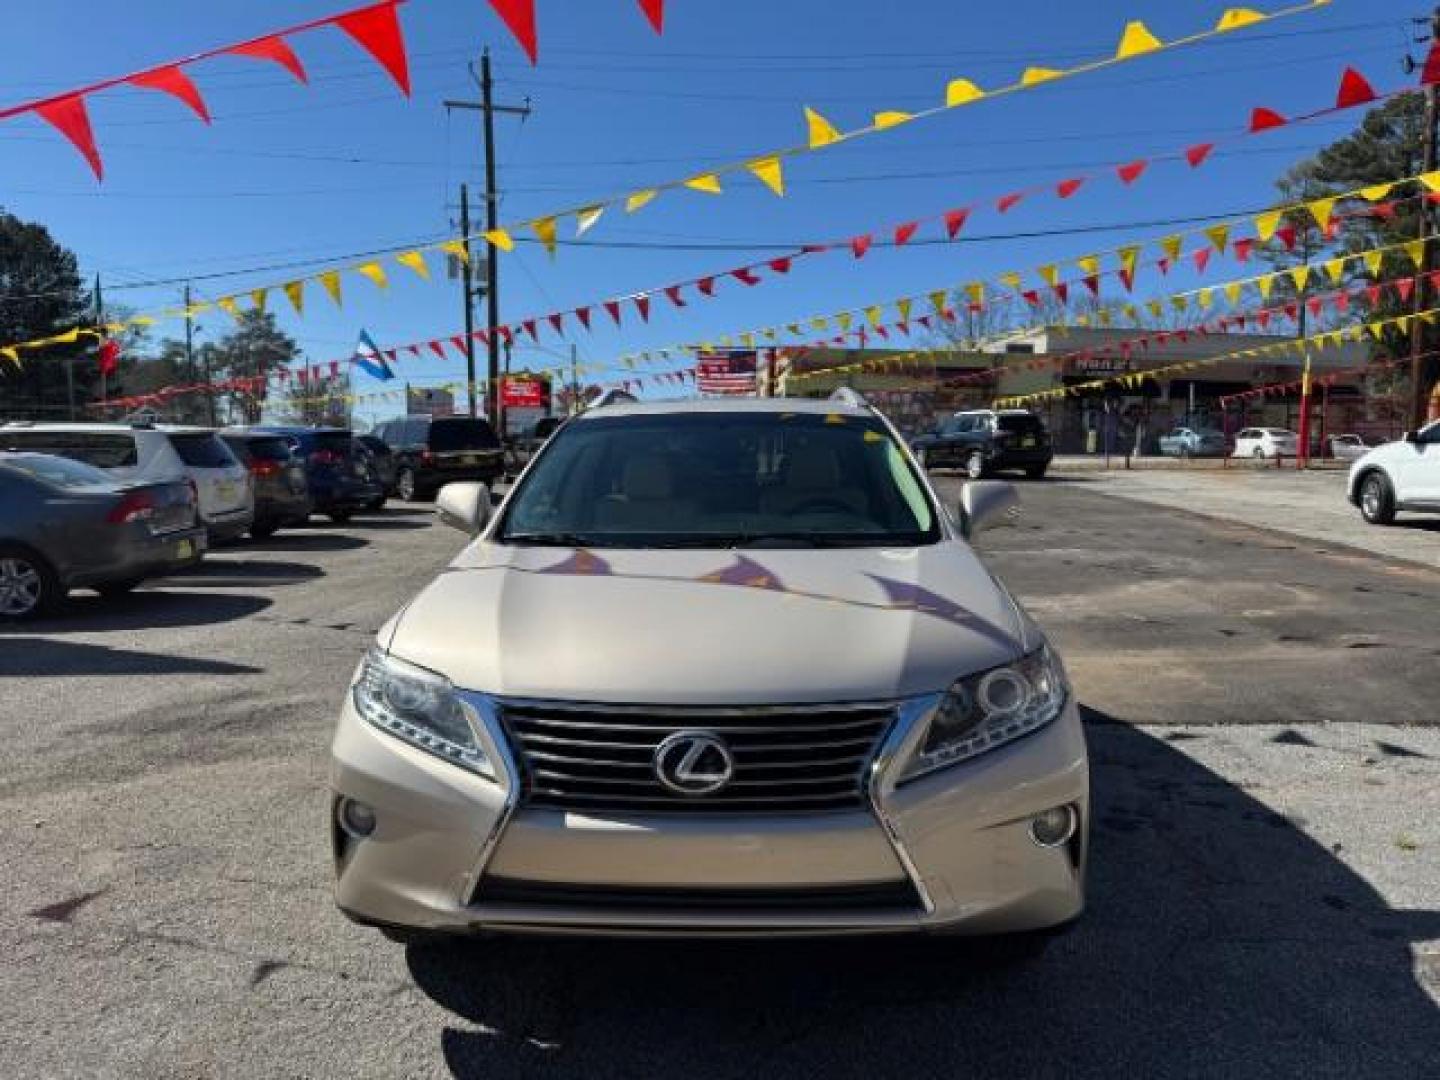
[3, 477, 1437, 1079]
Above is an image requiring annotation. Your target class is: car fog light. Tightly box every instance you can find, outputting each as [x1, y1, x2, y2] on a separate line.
[1029, 805, 1077, 848]
[338, 798, 377, 839]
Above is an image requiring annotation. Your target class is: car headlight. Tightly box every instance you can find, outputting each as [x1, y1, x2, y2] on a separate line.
[900, 646, 1069, 782]
[353, 647, 494, 778]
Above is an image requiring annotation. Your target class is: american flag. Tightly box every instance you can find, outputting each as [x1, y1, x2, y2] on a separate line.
[695, 350, 758, 396]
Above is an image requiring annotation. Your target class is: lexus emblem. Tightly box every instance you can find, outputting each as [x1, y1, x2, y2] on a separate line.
[653, 731, 735, 796]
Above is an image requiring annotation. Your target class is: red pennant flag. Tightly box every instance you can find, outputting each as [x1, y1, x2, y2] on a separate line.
[996, 192, 1024, 213]
[1194, 248, 1212, 273]
[944, 208, 971, 238]
[768, 256, 792, 274]
[637, 0, 665, 33]
[1021, 290, 1040, 307]
[1257, 311, 1272, 330]
[894, 221, 920, 246]
[1424, 41, 1440, 85]
[1336, 68, 1377, 109]
[548, 312, 565, 335]
[406, 345, 420, 358]
[36, 94, 103, 180]
[228, 35, 308, 83]
[1365, 284, 1382, 307]
[428, 341, 446, 359]
[697, 277, 716, 297]
[574, 307, 591, 331]
[634, 294, 651, 321]
[850, 234, 873, 259]
[97, 339, 121, 376]
[664, 285, 686, 307]
[476, 329, 492, 346]
[874, 325, 889, 340]
[336, 1, 412, 95]
[486, 0, 538, 63]
[1157, 258, 1171, 276]
[330, 360, 341, 377]
[1118, 269, 1136, 292]
[1082, 275, 1100, 297]
[732, 268, 761, 286]
[1056, 178, 1084, 199]
[1249, 107, 1287, 133]
[499, 325, 514, 344]
[522, 319, 538, 342]
[129, 65, 211, 124]
[1233, 238, 1254, 262]
[604, 300, 622, 326]
[1053, 282, 1069, 304]
[917, 315, 933, 331]
[1275, 226, 1297, 251]
[1395, 277, 1416, 304]
[1184, 142, 1215, 167]
[1283, 302, 1299, 322]
[1307, 297, 1324, 319]
[1117, 160, 1147, 185]
[451, 335, 468, 355]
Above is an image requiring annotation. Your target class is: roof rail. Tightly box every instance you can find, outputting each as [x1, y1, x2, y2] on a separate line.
[827, 387, 872, 410]
[591, 388, 639, 408]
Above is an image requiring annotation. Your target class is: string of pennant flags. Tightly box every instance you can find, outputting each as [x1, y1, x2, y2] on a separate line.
[486, 1, 665, 64]
[1218, 351, 1426, 407]
[0, 50, 1424, 370]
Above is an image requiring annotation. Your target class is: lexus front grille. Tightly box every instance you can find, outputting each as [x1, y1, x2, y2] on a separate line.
[499, 700, 895, 814]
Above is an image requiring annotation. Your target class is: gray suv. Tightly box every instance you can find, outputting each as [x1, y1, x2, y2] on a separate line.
[329, 394, 1087, 949]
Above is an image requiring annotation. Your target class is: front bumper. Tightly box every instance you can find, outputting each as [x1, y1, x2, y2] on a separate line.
[331, 692, 1088, 937]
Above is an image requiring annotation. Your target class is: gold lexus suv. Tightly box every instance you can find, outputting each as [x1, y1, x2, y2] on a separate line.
[329, 392, 1088, 948]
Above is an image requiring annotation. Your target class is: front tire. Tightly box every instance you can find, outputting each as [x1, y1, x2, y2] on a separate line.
[1359, 471, 1396, 525]
[0, 546, 60, 621]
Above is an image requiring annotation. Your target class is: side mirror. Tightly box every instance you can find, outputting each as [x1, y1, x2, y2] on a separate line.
[957, 480, 1021, 539]
[435, 482, 492, 537]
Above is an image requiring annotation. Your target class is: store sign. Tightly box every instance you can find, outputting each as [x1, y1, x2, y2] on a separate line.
[501, 375, 549, 409]
[1070, 355, 1135, 376]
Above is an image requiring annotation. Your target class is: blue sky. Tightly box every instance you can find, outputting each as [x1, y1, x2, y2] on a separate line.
[0, 0, 1423, 421]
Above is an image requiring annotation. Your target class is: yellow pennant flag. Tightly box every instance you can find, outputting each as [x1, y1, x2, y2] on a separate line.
[747, 156, 785, 197]
[625, 190, 658, 213]
[1290, 265, 1311, 292]
[575, 206, 605, 236]
[1170, 296, 1189, 313]
[1255, 209, 1282, 242]
[1224, 283, 1243, 306]
[864, 305, 883, 328]
[929, 290, 948, 315]
[1420, 172, 1440, 193]
[1406, 239, 1427, 268]
[874, 111, 914, 130]
[1307, 197, 1337, 232]
[1197, 288, 1214, 309]
[357, 262, 389, 290]
[805, 106, 842, 149]
[740, 333, 755, 348]
[1121, 304, 1138, 321]
[1204, 225, 1230, 253]
[811, 316, 829, 332]
[1, 347, 19, 369]
[1364, 250, 1384, 277]
[896, 298, 913, 323]
[683, 173, 723, 194]
[945, 78, 985, 107]
[1159, 234, 1183, 262]
[317, 271, 343, 307]
[966, 282, 986, 306]
[998, 271, 1023, 292]
[837, 312, 854, 332]
[1076, 254, 1100, 276]
[1020, 67, 1063, 86]
[483, 228, 515, 251]
[1037, 264, 1059, 287]
[1360, 183, 1394, 202]
[1146, 300, 1163, 320]
[218, 297, 240, 319]
[1117, 245, 1140, 275]
[396, 250, 430, 280]
[532, 217, 559, 256]
[250, 288, 268, 313]
[1217, 8, 1266, 32]
[1323, 257, 1347, 284]
[283, 280, 304, 315]
[1116, 20, 1163, 58]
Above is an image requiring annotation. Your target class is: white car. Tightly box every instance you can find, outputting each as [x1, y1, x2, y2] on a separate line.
[1347, 420, 1440, 525]
[0, 422, 254, 543]
[1232, 427, 1298, 460]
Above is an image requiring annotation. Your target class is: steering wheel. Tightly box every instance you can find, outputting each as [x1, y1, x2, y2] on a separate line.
[789, 497, 853, 516]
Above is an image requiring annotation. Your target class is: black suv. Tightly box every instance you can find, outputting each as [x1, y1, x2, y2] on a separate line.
[371, 415, 505, 501]
[911, 409, 1053, 480]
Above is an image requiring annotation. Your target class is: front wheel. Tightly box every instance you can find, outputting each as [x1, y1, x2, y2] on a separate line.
[965, 450, 987, 480]
[0, 546, 60, 621]
[1359, 472, 1396, 525]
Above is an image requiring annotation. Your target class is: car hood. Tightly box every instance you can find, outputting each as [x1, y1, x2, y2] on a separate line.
[384, 541, 1033, 704]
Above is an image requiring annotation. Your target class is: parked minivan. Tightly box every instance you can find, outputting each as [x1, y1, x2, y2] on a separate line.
[371, 415, 505, 501]
[0, 422, 254, 543]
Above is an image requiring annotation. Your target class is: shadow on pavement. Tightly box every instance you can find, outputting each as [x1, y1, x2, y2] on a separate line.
[406, 712, 1440, 1079]
[351, 518, 432, 531]
[0, 638, 262, 678]
[0, 591, 272, 634]
[162, 559, 324, 588]
[241, 534, 369, 553]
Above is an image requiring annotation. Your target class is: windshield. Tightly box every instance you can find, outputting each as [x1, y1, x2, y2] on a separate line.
[430, 418, 501, 451]
[499, 411, 940, 548]
[1, 453, 116, 489]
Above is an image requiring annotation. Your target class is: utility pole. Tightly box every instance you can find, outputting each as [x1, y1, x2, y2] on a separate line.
[1408, 8, 1440, 431]
[94, 275, 106, 408]
[445, 49, 530, 432]
[458, 184, 479, 418]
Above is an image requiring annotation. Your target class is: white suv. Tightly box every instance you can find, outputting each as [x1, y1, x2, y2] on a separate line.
[1232, 427, 1298, 460]
[1347, 420, 1440, 525]
[0, 423, 254, 543]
